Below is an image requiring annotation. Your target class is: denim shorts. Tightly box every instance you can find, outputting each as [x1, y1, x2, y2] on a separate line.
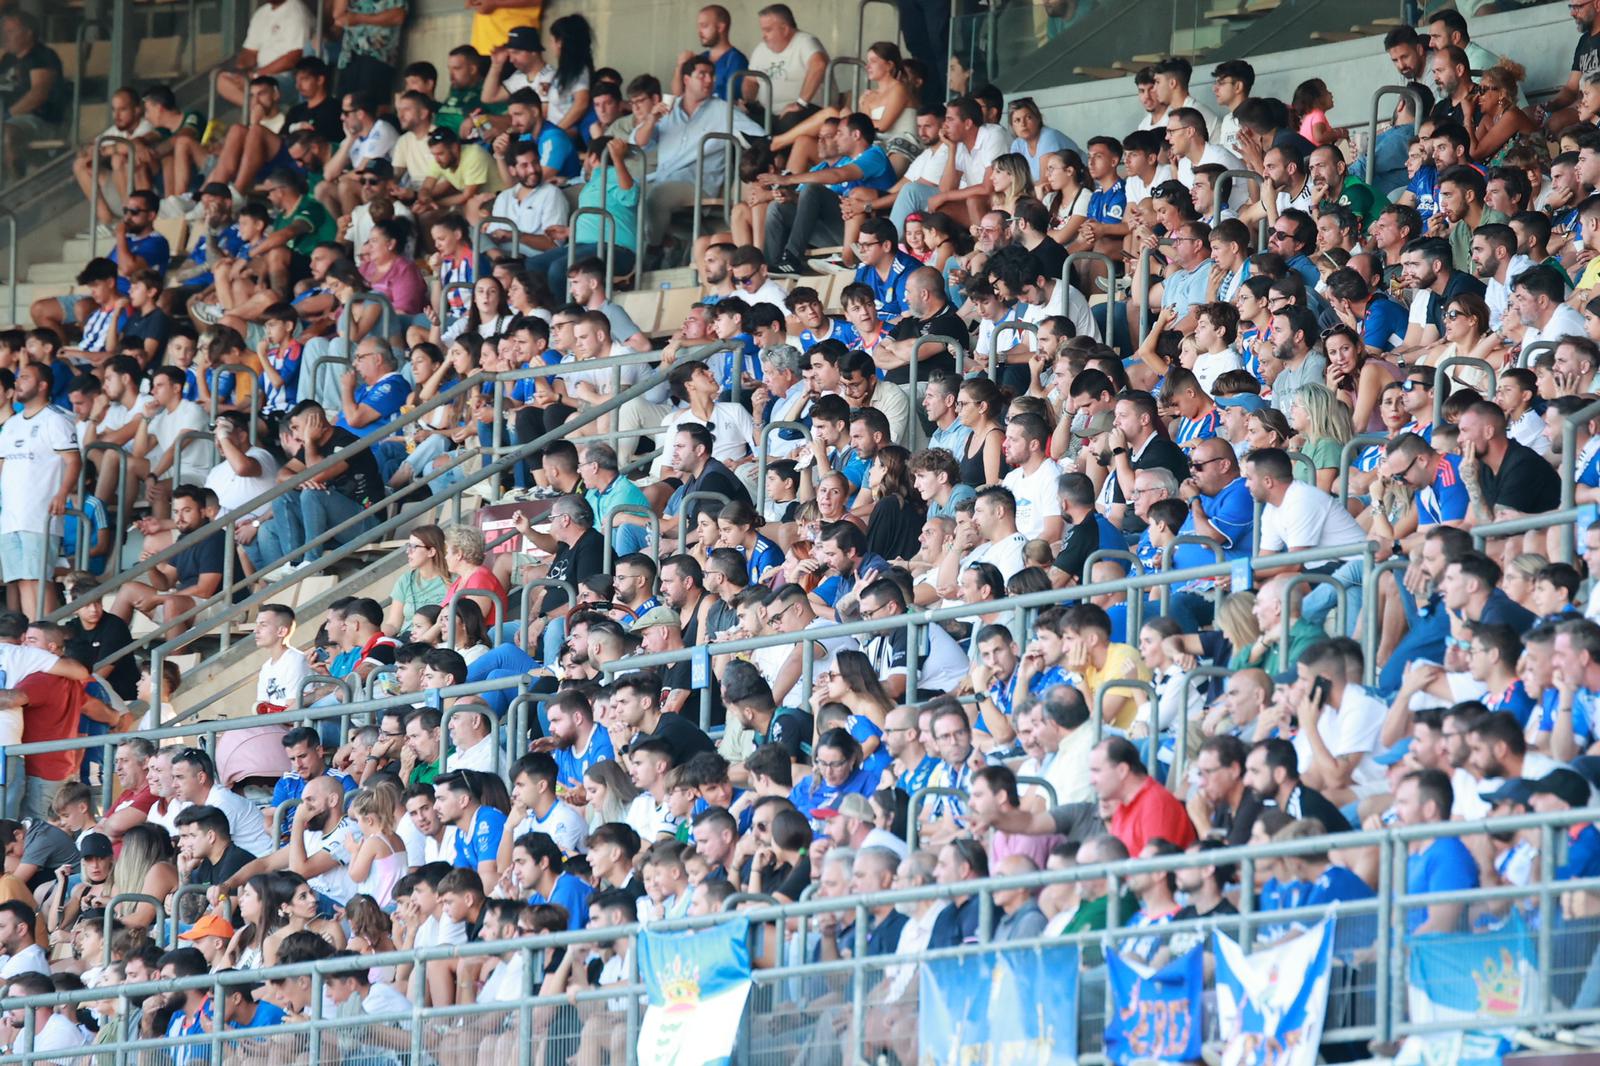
[0, 531, 57, 584]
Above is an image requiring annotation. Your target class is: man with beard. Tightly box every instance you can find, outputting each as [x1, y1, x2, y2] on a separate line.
[216, 776, 360, 910]
[533, 689, 614, 793]
[109, 485, 227, 626]
[1263, 306, 1326, 414]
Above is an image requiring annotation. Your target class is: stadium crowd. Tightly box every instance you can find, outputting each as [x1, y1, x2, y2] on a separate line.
[9, 0, 1600, 1059]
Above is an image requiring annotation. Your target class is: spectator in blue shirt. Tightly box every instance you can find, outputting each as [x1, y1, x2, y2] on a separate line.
[435, 770, 507, 884]
[1397, 768, 1478, 934]
[760, 113, 898, 276]
[853, 217, 919, 322]
[1325, 268, 1409, 352]
[110, 190, 172, 295]
[673, 6, 748, 101]
[511, 830, 592, 929]
[1529, 769, 1600, 879]
[337, 338, 410, 464]
[1387, 432, 1470, 528]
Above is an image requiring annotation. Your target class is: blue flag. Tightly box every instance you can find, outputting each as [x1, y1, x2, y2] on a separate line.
[1105, 944, 1205, 1066]
[1395, 915, 1535, 1066]
[1214, 919, 1334, 1066]
[637, 916, 753, 1066]
[918, 943, 1079, 1065]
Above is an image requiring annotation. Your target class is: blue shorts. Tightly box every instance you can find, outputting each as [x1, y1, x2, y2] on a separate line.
[0, 531, 57, 584]
[52, 295, 84, 327]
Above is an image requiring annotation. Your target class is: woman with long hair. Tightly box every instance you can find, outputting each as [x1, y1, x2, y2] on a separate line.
[450, 596, 492, 664]
[1322, 323, 1400, 431]
[263, 872, 346, 963]
[504, 267, 557, 324]
[384, 523, 450, 636]
[536, 14, 595, 133]
[988, 153, 1034, 216]
[1135, 617, 1206, 739]
[1464, 60, 1534, 163]
[956, 376, 1007, 487]
[864, 445, 927, 561]
[714, 500, 784, 582]
[1041, 150, 1092, 247]
[918, 211, 970, 273]
[222, 871, 297, 971]
[1245, 406, 1293, 454]
[820, 649, 896, 728]
[582, 759, 640, 831]
[1290, 382, 1355, 493]
[451, 276, 514, 344]
[1348, 381, 1412, 498]
[348, 784, 407, 910]
[108, 824, 177, 931]
[770, 41, 918, 173]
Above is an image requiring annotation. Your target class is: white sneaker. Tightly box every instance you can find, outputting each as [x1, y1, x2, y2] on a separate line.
[158, 194, 193, 219]
[191, 302, 225, 326]
[93, 223, 114, 241]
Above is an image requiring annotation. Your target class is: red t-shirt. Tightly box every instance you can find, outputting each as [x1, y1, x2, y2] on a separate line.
[19, 673, 87, 782]
[1110, 776, 1197, 856]
[110, 783, 156, 818]
[445, 566, 508, 627]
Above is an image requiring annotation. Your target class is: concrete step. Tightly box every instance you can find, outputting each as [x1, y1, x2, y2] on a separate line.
[27, 261, 82, 284]
[0, 281, 73, 326]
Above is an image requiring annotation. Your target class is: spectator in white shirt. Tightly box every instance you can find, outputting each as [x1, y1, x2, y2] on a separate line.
[170, 747, 273, 857]
[1245, 447, 1365, 561]
[1000, 412, 1064, 543]
[482, 140, 570, 261]
[447, 698, 498, 773]
[253, 603, 309, 714]
[319, 92, 400, 216]
[0, 901, 48, 979]
[744, 4, 828, 133]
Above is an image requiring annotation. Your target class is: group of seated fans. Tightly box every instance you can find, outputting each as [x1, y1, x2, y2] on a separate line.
[13, 0, 1600, 1058]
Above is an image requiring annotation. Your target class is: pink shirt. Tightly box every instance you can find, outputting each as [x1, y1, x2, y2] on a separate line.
[362, 255, 429, 316]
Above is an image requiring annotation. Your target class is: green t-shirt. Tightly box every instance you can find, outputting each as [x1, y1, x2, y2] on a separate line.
[392, 569, 449, 624]
[276, 194, 337, 257]
[1305, 436, 1343, 471]
[438, 83, 507, 135]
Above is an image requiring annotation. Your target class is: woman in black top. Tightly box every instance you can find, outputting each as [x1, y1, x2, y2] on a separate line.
[957, 376, 1007, 487]
[864, 446, 927, 562]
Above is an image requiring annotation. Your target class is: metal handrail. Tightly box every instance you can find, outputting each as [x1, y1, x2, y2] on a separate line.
[1519, 338, 1557, 370]
[48, 346, 701, 630]
[1337, 432, 1391, 506]
[1092, 678, 1158, 767]
[901, 333, 966, 442]
[1561, 398, 1600, 561]
[1432, 355, 1497, 425]
[437, 279, 474, 326]
[601, 504, 659, 568]
[856, 0, 901, 59]
[438, 699, 501, 777]
[906, 785, 967, 851]
[171, 428, 218, 490]
[1156, 533, 1225, 618]
[1282, 570, 1350, 650]
[824, 56, 869, 109]
[1474, 506, 1583, 552]
[1213, 168, 1266, 248]
[443, 584, 509, 654]
[103, 894, 164, 964]
[1286, 449, 1316, 484]
[691, 130, 740, 271]
[727, 69, 774, 136]
[1134, 240, 1175, 347]
[12, 807, 1600, 1060]
[67, 19, 108, 153]
[471, 214, 522, 271]
[983, 318, 1033, 380]
[1061, 251, 1118, 338]
[756, 420, 813, 515]
[88, 134, 138, 259]
[206, 360, 261, 441]
[137, 344, 740, 710]
[1367, 85, 1426, 189]
[166, 882, 212, 947]
[566, 205, 618, 299]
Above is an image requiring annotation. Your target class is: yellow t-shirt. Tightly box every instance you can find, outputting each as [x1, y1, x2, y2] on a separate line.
[427, 143, 499, 195]
[1082, 643, 1152, 730]
[470, 3, 542, 55]
[1579, 255, 1600, 294]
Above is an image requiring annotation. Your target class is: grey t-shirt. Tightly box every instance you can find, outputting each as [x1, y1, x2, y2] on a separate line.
[597, 300, 642, 345]
[1269, 351, 1329, 414]
[21, 820, 78, 890]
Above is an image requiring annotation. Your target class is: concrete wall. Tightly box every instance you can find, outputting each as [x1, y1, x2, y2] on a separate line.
[1030, 3, 1577, 147]
[401, 0, 901, 98]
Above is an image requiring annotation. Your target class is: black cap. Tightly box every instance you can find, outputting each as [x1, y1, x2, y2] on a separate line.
[78, 832, 113, 859]
[359, 157, 395, 178]
[1481, 778, 1535, 807]
[505, 25, 542, 52]
[427, 126, 459, 147]
[1531, 768, 1590, 810]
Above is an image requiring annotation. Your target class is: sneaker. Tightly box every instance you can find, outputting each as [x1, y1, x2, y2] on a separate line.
[158, 194, 193, 219]
[92, 223, 114, 241]
[191, 302, 225, 326]
[773, 252, 819, 276]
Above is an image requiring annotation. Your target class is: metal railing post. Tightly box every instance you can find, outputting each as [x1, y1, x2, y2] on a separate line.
[566, 206, 618, 300]
[89, 135, 137, 259]
[1156, 534, 1224, 618]
[907, 785, 968, 851]
[1367, 86, 1425, 189]
[727, 70, 774, 136]
[0, 208, 15, 326]
[1062, 251, 1118, 346]
[1213, 169, 1266, 248]
[756, 421, 813, 515]
[1337, 432, 1391, 507]
[824, 55, 869, 109]
[1281, 571, 1350, 649]
[1135, 241, 1174, 347]
[692, 131, 740, 268]
[1093, 679, 1159, 771]
[444, 584, 511, 651]
[1432, 356, 1497, 426]
[472, 214, 523, 274]
[601, 504, 660, 568]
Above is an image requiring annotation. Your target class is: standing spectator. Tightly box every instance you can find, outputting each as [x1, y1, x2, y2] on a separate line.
[0, 362, 79, 619]
[744, 4, 828, 134]
[672, 5, 748, 101]
[467, 0, 540, 60]
[331, 0, 407, 96]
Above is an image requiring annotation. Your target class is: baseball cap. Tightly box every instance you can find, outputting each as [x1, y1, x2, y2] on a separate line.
[178, 913, 236, 942]
[837, 793, 875, 821]
[427, 126, 459, 146]
[506, 26, 543, 51]
[78, 833, 113, 859]
[1531, 768, 1590, 810]
[1215, 394, 1269, 413]
[359, 157, 395, 179]
[628, 606, 681, 632]
[1482, 778, 1536, 807]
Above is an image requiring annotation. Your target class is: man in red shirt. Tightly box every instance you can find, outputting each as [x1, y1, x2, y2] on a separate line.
[94, 737, 158, 848]
[1091, 736, 1197, 856]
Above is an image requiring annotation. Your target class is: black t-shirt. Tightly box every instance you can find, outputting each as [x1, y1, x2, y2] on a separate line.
[1110, 436, 1191, 531]
[1212, 787, 1266, 848]
[0, 43, 66, 125]
[632, 711, 716, 764]
[295, 426, 382, 505]
[864, 492, 925, 562]
[1029, 237, 1067, 281]
[664, 658, 727, 727]
[760, 706, 815, 762]
[1052, 515, 1106, 586]
[774, 852, 811, 901]
[1429, 99, 1464, 128]
[1481, 439, 1561, 516]
[1576, 30, 1600, 78]
[66, 614, 138, 701]
[171, 529, 247, 603]
[1426, 271, 1488, 335]
[284, 95, 344, 145]
[682, 458, 754, 526]
[189, 843, 255, 887]
[122, 308, 173, 354]
[886, 304, 964, 384]
[545, 527, 604, 612]
[1283, 782, 1351, 834]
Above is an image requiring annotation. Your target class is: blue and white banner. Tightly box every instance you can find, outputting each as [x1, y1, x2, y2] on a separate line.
[1214, 919, 1334, 1066]
[1104, 944, 1205, 1066]
[636, 916, 753, 1066]
[1395, 917, 1535, 1066]
[919, 943, 1079, 1065]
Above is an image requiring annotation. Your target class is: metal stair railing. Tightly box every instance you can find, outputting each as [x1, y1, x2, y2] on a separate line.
[137, 341, 741, 711]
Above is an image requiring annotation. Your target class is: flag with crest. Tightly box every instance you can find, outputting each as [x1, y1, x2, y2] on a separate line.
[918, 943, 1079, 1065]
[1395, 915, 1535, 1066]
[637, 916, 753, 1066]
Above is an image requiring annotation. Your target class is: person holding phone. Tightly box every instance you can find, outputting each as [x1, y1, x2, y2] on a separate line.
[1291, 638, 1389, 808]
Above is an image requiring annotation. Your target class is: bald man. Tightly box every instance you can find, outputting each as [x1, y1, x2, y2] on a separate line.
[877, 266, 966, 386]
